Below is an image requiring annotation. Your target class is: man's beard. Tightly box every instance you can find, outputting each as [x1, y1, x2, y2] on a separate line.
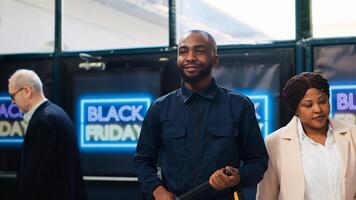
[177, 62, 213, 84]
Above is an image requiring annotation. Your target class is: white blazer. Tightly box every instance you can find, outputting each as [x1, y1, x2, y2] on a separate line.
[257, 116, 356, 200]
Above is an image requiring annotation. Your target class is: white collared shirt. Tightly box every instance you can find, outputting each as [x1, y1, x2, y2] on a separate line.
[23, 99, 47, 123]
[297, 118, 342, 200]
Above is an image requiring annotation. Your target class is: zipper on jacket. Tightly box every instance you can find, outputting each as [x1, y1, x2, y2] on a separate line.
[192, 94, 200, 187]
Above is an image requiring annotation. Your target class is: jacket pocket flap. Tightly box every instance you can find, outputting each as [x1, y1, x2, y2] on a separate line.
[162, 126, 186, 139]
[206, 124, 237, 137]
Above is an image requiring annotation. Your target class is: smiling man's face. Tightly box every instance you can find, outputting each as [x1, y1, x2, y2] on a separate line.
[177, 32, 217, 84]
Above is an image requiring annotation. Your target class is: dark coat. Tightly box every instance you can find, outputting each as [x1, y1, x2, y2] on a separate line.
[134, 81, 268, 200]
[17, 101, 87, 200]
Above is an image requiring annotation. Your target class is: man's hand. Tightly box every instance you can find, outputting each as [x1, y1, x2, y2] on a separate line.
[153, 185, 175, 200]
[209, 166, 240, 190]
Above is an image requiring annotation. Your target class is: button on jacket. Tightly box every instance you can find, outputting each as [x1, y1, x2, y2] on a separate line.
[134, 80, 268, 200]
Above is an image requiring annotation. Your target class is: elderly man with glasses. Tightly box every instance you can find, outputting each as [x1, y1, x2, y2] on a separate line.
[8, 69, 87, 200]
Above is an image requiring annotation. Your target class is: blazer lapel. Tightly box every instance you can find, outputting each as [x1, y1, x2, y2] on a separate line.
[331, 119, 349, 178]
[280, 117, 305, 197]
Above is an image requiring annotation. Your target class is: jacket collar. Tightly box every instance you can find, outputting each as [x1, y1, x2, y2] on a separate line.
[23, 99, 48, 122]
[279, 116, 305, 190]
[281, 116, 349, 139]
[331, 118, 351, 180]
[181, 78, 218, 103]
[281, 116, 299, 140]
[329, 118, 349, 135]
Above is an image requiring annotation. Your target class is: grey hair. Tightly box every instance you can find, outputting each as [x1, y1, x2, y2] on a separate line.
[10, 69, 43, 93]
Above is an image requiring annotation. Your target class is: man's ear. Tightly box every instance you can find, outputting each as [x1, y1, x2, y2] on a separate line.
[23, 85, 32, 98]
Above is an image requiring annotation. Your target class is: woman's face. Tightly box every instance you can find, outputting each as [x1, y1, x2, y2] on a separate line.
[296, 88, 330, 133]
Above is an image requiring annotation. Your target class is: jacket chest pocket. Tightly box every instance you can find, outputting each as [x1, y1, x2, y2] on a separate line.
[206, 120, 238, 137]
[161, 126, 187, 159]
[205, 121, 239, 155]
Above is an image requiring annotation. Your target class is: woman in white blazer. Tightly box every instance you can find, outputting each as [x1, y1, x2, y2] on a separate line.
[257, 72, 356, 200]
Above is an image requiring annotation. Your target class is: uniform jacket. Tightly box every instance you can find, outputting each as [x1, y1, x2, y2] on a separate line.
[257, 116, 356, 200]
[134, 80, 268, 200]
[17, 101, 87, 200]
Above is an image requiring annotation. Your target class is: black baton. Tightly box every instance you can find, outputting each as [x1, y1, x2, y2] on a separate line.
[175, 180, 210, 200]
[175, 170, 234, 200]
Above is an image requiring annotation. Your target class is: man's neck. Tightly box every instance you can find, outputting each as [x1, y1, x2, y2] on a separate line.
[28, 95, 46, 111]
[184, 76, 212, 92]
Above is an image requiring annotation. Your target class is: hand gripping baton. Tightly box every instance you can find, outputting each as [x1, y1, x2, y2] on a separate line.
[174, 170, 237, 200]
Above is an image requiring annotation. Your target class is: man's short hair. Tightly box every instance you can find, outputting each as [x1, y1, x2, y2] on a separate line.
[10, 69, 43, 93]
[184, 30, 218, 55]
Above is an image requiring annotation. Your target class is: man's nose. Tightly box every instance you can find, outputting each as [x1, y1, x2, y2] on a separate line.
[186, 51, 197, 62]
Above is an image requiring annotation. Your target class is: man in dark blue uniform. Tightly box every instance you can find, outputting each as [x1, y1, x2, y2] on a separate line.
[134, 30, 268, 200]
[8, 69, 87, 200]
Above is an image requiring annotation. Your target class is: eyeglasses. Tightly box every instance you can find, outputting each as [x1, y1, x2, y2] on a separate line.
[9, 87, 24, 100]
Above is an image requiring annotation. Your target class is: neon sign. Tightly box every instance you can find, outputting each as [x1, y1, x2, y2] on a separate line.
[248, 95, 270, 138]
[330, 83, 356, 125]
[0, 96, 25, 144]
[78, 95, 152, 150]
[234, 89, 274, 138]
